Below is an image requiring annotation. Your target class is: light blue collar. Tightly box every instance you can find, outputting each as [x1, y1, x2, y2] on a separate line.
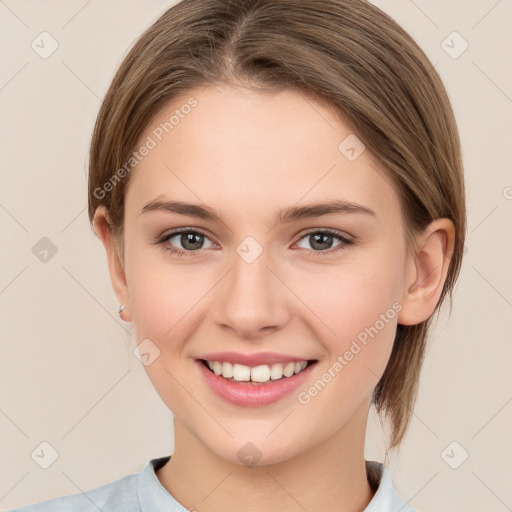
[138, 456, 415, 511]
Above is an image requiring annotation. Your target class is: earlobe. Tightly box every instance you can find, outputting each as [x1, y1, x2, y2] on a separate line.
[92, 206, 132, 322]
[398, 218, 455, 326]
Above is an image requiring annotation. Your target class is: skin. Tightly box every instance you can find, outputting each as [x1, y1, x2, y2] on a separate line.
[94, 84, 455, 512]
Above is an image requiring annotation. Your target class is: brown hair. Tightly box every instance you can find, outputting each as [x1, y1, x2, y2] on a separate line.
[88, 0, 466, 453]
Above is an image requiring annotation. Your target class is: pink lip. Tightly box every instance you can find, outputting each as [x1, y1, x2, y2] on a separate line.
[199, 351, 312, 366]
[195, 359, 317, 407]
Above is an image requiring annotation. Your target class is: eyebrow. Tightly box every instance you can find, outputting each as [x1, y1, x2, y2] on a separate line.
[140, 197, 376, 223]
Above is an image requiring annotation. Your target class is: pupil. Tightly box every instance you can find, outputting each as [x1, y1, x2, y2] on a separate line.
[311, 233, 332, 250]
[182, 233, 203, 250]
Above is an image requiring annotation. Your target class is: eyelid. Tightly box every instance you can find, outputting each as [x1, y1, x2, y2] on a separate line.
[295, 227, 353, 242]
[156, 226, 353, 243]
[156, 227, 216, 247]
[155, 226, 355, 257]
[292, 228, 354, 255]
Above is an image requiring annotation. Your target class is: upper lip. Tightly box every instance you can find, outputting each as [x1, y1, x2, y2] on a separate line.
[198, 351, 315, 367]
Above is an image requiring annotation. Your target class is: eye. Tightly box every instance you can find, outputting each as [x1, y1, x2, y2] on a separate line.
[294, 229, 354, 256]
[157, 228, 216, 257]
[155, 227, 354, 258]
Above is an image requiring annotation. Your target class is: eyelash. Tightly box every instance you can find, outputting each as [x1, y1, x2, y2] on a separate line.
[155, 227, 354, 258]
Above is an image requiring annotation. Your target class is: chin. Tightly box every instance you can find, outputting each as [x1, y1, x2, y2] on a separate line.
[210, 437, 303, 468]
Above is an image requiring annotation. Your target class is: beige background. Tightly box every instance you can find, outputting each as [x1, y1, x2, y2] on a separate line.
[1, 1, 511, 510]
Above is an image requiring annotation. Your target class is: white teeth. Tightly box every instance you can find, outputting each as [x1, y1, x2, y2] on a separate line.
[251, 365, 271, 383]
[232, 363, 251, 381]
[222, 361, 234, 378]
[282, 362, 295, 377]
[270, 363, 283, 380]
[205, 359, 309, 383]
[212, 361, 222, 375]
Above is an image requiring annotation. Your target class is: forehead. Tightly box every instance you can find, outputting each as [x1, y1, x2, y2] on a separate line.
[124, 84, 400, 225]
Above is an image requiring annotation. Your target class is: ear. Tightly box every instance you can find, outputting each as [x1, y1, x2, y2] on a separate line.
[93, 206, 132, 322]
[398, 218, 455, 326]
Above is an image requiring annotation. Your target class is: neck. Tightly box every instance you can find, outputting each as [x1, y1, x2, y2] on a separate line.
[157, 402, 375, 512]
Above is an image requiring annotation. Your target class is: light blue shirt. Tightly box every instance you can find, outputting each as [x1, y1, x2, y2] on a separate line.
[8, 456, 416, 511]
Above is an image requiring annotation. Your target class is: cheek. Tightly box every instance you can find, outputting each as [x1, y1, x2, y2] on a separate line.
[125, 236, 208, 342]
[125, 255, 206, 414]
[293, 267, 401, 423]
[295, 261, 401, 340]
[289, 251, 403, 388]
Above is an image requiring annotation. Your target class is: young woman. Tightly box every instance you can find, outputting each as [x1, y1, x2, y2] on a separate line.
[10, 0, 466, 510]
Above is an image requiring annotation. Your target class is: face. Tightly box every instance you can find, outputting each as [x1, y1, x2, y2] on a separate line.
[119, 84, 410, 465]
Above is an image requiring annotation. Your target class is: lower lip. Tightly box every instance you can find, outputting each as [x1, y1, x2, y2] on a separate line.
[196, 360, 316, 407]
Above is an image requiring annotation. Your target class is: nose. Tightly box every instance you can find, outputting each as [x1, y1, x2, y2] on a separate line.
[211, 247, 291, 340]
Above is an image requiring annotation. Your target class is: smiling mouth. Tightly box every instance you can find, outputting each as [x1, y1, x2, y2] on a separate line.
[198, 358, 317, 384]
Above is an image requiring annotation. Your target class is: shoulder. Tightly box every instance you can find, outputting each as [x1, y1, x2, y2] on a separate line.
[6, 469, 140, 512]
[365, 460, 417, 512]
